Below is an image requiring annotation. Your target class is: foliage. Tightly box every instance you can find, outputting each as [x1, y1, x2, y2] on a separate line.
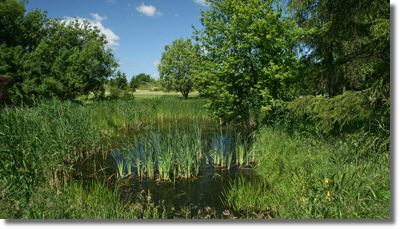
[135, 73, 152, 84]
[110, 70, 128, 90]
[193, 0, 303, 123]
[0, 75, 12, 108]
[255, 0, 390, 178]
[0, 0, 39, 49]
[129, 75, 140, 92]
[280, 91, 389, 153]
[0, 0, 119, 105]
[107, 71, 134, 100]
[158, 37, 200, 99]
[287, 0, 390, 99]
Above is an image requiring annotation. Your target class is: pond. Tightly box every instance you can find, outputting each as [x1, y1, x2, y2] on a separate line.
[76, 117, 258, 218]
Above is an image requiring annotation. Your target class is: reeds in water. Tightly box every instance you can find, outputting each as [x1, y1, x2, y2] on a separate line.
[111, 118, 253, 181]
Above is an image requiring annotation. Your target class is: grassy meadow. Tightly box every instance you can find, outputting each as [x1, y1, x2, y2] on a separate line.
[0, 93, 390, 219]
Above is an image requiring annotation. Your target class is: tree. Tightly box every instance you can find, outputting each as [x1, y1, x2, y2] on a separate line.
[0, 0, 28, 48]
[0, 0, 119, 104]
[287, 0, 390, 99]
[275, 0, 390, 153]
[113, 70, 128, 90]
[135, 73, 151, 84]
[193, 0, 302, 123]
[107, 70, 134, 100]
[158, 37, 200, 99]
[129, 75, 140, 92]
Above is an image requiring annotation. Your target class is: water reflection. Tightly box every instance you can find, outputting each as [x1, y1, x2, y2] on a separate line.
[107, 118, 256, 217]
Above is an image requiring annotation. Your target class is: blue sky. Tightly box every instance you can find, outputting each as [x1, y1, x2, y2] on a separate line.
[25, 0, 210, 81]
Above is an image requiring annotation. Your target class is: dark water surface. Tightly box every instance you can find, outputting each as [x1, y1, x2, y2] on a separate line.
[76, 117, 258, 218]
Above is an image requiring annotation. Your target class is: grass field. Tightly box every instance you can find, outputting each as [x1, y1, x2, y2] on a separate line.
[133, 90, 199, 99]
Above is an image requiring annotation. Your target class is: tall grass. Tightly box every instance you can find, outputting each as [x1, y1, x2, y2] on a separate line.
[225, 126, 390, 219]
[0, 96, 210, 218]
[0, 98, 106, 196]
[222, 176, 270, 216]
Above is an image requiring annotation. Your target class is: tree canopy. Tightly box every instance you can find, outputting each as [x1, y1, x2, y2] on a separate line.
[135, 73, 152, 84]
[158, 37, 200, 99]
[193, 0, 303, 123]
[0, 0, 119, 104]
[287, 0, 390, 99]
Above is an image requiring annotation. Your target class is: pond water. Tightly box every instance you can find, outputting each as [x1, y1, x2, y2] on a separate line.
[76, 117, 258, 218]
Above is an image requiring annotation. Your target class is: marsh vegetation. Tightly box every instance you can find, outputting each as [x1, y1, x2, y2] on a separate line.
[0, 95, 390, 219]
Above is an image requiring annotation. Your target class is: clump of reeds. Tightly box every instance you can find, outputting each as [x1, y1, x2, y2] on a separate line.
[111, 118, 253, 181]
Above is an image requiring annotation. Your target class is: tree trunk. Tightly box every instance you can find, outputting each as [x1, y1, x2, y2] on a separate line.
[343, 51, 347, 94]
[182, 91, 189, 99]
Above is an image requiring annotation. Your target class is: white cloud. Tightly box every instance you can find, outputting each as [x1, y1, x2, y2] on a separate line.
[62, 14, 120, 50]
[152, 60, 160, 67]
[107, 0, 117, 3]
[136, 2, 163, 17]
[128, 62, 137, 66]
[146, 59, 160, 67]
[90, 13, 107, 22]
[174, 14, 179, 17]
[193, 0, 208, 6]
[152, 73, 159, 78]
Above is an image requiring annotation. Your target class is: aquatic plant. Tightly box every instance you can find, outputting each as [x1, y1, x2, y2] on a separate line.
[126, 156, 133, 176]
[112, 151, 125, 178]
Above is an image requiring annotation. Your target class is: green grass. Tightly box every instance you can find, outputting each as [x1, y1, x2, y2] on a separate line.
[0, 179, 173, 219]
[223, 126, 391, 219]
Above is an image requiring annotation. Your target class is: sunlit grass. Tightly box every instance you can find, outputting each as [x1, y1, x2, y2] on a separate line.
[243, 126, 391, 219]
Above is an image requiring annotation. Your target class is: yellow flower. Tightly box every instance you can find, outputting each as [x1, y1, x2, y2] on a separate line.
[325, 179, 329, 184]
[324, 191, 332, 202]
[302, 197, 308, 202]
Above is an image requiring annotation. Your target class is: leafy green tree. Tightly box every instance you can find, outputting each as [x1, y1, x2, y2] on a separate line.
[129, 75, 140, 92]
[158, 37, 200, 99]
[135, 73, 151, 84]
[0, 0, 119, 104]
[193, 0, 302, 123]
[0, 0, 24, 46]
